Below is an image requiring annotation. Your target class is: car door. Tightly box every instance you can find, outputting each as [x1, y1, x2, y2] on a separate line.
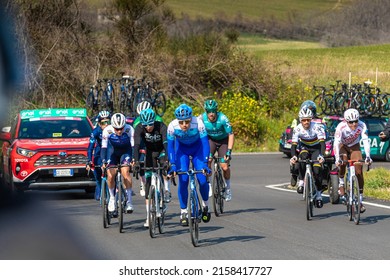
[360, 118, 389, 160]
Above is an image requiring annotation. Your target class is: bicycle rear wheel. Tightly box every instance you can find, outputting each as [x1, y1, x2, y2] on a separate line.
[188, 188, 200, 247]
[304, 174, 313, 220]
[157, 180, 165, 234]
[148, 184, 157, 238]
[118, 183, 124, 233]
[351, 175, 361, 225]
[101, 179, 111, 228]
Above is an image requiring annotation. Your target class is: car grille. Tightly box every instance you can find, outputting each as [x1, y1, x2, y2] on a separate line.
[34, 154, 88, 166]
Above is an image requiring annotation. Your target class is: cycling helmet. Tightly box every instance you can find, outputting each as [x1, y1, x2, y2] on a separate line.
[204, 99, 218, 112]
[111, 113, 126, 129]
[300, 100, 317, 116]
[98, 110, 110, 122]
[344, 108, 359, 122]
[140, 108, 156, 126]
[174, 104, 192, 120]
[136, 101, 152, 115]
[298, 107, 313, 120]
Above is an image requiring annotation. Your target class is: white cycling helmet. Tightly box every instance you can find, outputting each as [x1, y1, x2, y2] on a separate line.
[298, 107, 313, 120]
[344, 108, 359, 122]
[136, 101, 152, 115]
[111, 113, 126, 129]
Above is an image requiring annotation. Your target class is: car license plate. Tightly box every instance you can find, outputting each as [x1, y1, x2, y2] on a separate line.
[284, 143, 291, 149]
[54, 169, 74, 177]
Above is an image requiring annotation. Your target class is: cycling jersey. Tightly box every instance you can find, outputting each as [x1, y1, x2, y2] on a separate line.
[333, 120, 370, 161]
[87, 126, 103, 163]
[200, 112, 233, 141]
[291, 122, 326, 147]
[133, 121, 168, 160]
[101, 124, 134, 164]
[167, 116, 210, 210]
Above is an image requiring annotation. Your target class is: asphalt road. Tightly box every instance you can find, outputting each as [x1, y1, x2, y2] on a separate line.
[1, 152, 390, 260]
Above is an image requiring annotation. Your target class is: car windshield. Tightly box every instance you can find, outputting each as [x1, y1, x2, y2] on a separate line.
[18, 118, 92, 139]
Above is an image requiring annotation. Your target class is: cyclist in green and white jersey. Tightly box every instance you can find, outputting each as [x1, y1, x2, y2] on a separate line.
[199, 99, 234, 201]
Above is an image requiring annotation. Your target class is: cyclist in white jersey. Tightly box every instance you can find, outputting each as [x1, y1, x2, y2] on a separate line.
[333, 108, 372, 212]
[290, 107, 326, 208]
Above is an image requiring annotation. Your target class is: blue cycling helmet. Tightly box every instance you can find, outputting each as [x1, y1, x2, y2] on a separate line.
[300, 100, 317, 116]
[140, 108, 156, 126]
[97, 110, 110, 122]
[174, 104, 192, 120]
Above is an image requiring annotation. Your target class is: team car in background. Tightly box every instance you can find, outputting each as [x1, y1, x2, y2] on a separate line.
[0, 108, 96, 195]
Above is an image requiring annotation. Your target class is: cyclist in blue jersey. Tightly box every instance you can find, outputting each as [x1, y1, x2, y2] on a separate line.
[101, 113, 135, 213]
[132, 108, 170, 227]
[200, 99, 234, 201]
[167, 104, 212, 226]
[86, 110, 111, 200]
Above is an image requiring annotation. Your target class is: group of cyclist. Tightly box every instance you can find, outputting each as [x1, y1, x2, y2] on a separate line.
[289, 100, 372, 212]
[86, 99, 235, 228]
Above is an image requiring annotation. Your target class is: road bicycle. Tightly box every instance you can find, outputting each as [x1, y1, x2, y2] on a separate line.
[86, 79, 104, 115]
[297, 158, 322, 220]
[101, 78, 116, 113]
[119, 75, 136, 117]
[211, 152, 229, 217]
[176, 166, 206, 247]
[340, 158, 370, 225]
[135, 158, 167, 238]
[132, 78, 167, 117]
[101, 163, 131, 233]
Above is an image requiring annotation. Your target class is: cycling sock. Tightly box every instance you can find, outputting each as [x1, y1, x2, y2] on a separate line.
[146, 203, 149, 215]
[141, 176, 146, 187]
[360, 194, 363, 202]
[181, 208, 187, 214]
[316, 191, 322, 199]
[298, 180, 304, 187]
[109, 188, 115, 198]
[164, 178, 170, 192]
[225, 179, 230, 189]
[339, 177, 344, 185]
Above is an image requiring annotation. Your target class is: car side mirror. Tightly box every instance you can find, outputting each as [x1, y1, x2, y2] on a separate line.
[0, 126, 11, 142]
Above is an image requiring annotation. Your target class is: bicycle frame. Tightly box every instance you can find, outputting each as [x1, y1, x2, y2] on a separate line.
[342, 159, 367, 225]
[176, 168, 204, 247]
[141, 162, 166, 238]
[298, 159, 319, 220]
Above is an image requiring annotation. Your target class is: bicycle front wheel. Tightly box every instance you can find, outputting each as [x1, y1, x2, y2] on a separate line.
[101, 179, 111, 228]
[212, 171, 221, 217]
[304, 173, 313, 220]
[188, 187, 200, 247]
[148, 184, 157, 238]
[118, 183, 124, 233]
[157, 180, 165, 234]
[351, 175, 361, 225]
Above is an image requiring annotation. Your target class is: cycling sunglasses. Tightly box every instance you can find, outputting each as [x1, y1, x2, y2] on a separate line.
[348, 120, 358, 124]
[100, 120, 110, 125]
[178, 119, 191, 125]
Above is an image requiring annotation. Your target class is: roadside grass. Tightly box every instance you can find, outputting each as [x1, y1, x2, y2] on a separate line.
[364, 167, 390, 201]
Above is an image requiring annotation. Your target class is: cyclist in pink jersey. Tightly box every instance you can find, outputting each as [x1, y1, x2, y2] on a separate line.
[333, 108, 372, 212]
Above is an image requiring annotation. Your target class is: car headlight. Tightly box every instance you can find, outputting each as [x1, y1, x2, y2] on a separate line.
[16, 147, 37, 158]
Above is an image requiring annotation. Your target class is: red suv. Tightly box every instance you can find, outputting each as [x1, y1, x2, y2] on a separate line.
[0, 108, 96, 195]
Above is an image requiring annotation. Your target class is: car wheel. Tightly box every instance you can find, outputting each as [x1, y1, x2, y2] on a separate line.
[386, 147, 390, 162]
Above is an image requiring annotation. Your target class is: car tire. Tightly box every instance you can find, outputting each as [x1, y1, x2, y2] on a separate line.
[386, 147, 390, 162]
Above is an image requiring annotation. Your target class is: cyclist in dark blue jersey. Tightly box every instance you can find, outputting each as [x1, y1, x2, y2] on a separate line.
[101, 113, 135, 213]
[86, 110, 110, 200]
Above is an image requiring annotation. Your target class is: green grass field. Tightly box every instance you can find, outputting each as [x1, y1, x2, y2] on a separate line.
[165, 0, 353, 21]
